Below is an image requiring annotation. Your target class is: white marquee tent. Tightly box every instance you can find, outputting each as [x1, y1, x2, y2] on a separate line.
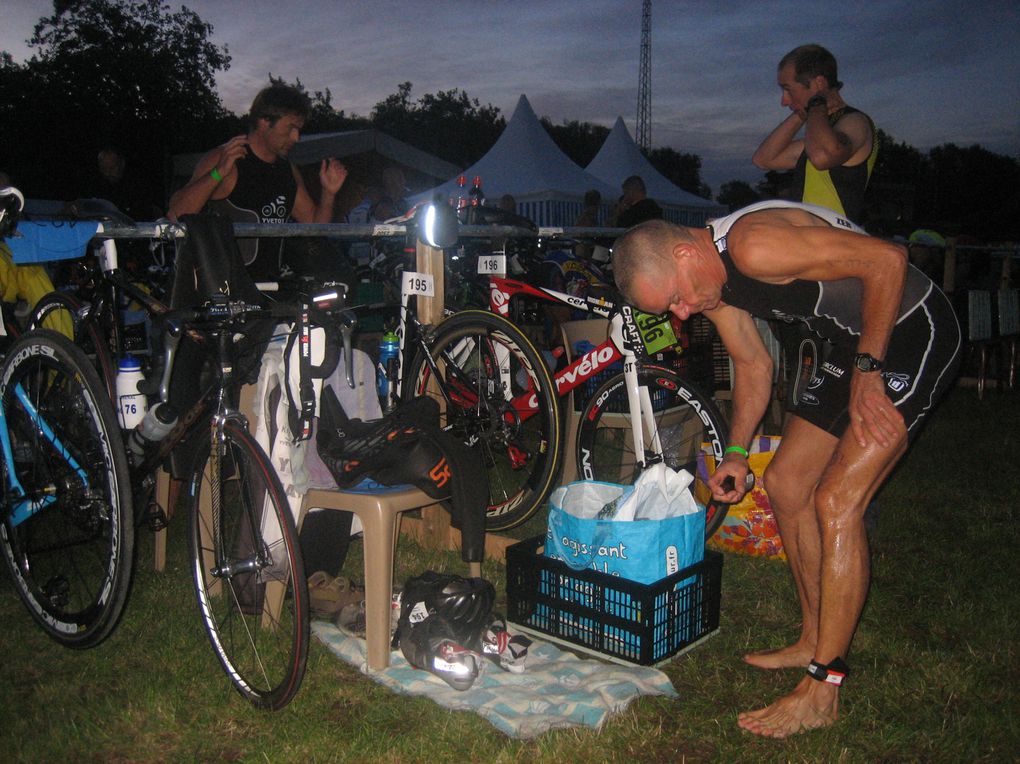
[415, 95, 617, 227]
[586, 116, 725, 226]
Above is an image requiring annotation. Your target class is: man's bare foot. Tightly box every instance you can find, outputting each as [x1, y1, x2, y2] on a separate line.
[743, 641, 814, 670]
[737, 676, 838, 738]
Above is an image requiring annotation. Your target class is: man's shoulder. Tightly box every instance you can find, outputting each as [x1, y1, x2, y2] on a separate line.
[834, 106, 875, 137]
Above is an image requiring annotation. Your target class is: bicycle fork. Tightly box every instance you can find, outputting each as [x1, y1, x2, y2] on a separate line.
[612, 310, 665, 471]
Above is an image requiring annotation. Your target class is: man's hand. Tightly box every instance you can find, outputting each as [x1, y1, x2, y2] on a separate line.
[849, 371, 904, 448]
[319, 158, 347, 196]
[707, 453, 752, 504]
[212, 135, 249, 180]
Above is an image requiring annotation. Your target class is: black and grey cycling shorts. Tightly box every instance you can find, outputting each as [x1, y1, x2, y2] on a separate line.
[792, 289, 962, 442]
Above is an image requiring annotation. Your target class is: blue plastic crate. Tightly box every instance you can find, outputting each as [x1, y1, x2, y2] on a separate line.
[506, 536, 722, 665]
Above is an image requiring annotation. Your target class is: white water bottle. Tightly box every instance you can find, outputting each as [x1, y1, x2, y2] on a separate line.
[127, 402, 177, 463]
[116, 355, 148, 429]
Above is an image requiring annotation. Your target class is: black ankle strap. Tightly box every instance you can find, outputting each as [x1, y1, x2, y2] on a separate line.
[807, 657, 850, 686]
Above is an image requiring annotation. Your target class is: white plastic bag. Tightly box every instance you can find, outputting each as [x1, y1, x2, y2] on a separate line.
[614, 463, 700, 521]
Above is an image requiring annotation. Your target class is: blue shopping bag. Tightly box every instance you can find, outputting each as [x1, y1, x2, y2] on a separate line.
[544, 464, 705, 584]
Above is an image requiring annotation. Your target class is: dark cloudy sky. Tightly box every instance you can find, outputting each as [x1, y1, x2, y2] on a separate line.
[3, 0, 1018, 192]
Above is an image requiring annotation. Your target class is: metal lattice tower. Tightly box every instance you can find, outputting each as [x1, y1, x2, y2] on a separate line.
[636, 0, 652, 150]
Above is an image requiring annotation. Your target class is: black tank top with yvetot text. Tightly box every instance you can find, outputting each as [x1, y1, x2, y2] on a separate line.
[205, 148, 297, 280]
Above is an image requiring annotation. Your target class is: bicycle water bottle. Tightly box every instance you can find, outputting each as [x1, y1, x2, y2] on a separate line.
[376, 330, 400, 400]
[127, 402, 178, 463]
[452, 174, 468, 215]
[469, 175, 485, 208]
[116, 355, 148, 429]
[467, 176, 485, 224]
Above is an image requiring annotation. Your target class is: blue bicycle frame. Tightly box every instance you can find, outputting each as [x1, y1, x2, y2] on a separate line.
[0, 382, 89, 527]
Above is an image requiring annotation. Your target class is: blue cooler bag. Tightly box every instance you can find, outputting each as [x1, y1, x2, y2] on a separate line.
[545, 463, 705, 583]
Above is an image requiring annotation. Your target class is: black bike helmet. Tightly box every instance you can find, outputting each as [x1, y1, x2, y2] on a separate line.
[395, 571, 495, 690]
[398, 571, 495, 644]
[398, 612, 482, 691]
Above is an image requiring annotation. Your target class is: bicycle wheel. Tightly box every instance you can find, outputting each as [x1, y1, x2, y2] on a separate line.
[574, 366, 731, 540]
[0, 329, 134, 647]
[186, 419, 309, 710]
[404, 309, 562, 531]
[28, 291, 116, 400]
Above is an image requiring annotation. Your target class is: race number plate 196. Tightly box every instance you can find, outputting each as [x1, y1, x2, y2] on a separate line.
[477, 254, 506, 274]
[634, 310, 678, 355]
[401, 271, 436, 297]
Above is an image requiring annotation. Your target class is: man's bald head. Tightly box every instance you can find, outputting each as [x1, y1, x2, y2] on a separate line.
[613, 219, 696, 304]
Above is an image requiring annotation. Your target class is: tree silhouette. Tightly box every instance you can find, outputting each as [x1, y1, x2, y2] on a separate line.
[646, 146, 710, 198]
[1, 0, 231, 203]
[716, 180, 761, 212]
[371, 82, 505, 168]
[542, 118, 610, 167]
[268, 74, 370, 135]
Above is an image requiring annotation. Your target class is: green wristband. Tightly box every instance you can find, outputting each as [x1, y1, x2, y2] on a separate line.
[725, 445, 749, 458]
[210, 168, 224, 183]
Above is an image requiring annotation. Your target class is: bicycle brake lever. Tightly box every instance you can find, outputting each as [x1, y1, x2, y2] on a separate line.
[341, 325, 355, 389]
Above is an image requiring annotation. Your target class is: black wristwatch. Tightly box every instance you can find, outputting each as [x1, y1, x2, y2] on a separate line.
[806, 94, 827, 112]
[853, 352, 884, 372]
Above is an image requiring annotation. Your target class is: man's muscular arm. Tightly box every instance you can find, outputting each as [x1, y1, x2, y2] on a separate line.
[703, 304, 774, 502]
[803, 109, 871, 170]
[752, 112, 806, 170]
[167, 135, 248, 221]
[729, 215, 907, 447]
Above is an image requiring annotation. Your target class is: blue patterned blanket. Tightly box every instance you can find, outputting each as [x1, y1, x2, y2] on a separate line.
[313, 620, 677, 738]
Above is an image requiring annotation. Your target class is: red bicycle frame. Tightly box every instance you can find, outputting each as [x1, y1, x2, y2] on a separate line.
[487, 276, 625, 420]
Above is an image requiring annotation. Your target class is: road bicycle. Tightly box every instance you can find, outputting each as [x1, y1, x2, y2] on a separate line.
[0, 328, 135, 648]
[25, 216, 174, 401]
[376, 206, 730, 537]
[127, 291, 329, 710]
[359, 205, 561, 532]
[486, 261, 731, 538]
[2, 201, 349, 709]
[107, 224, 355, 710]
[0, 187, 134, 647]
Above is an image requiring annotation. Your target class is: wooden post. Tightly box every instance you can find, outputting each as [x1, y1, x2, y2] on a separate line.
[414, 239, 454, 554]
[943, 237, 957, 296]
[1000, 248, 1013, 290]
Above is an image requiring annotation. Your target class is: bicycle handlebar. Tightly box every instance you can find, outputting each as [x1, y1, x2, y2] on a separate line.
[0, 186, 25, 237]
[162, 294, 358, 389]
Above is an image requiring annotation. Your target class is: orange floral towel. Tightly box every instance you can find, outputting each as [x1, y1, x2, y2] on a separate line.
[696, 436, 786, 561]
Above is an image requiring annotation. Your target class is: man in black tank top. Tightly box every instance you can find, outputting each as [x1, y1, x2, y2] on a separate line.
[752, 44, 877, 221]
[612, 203, 960, 738]
[752, 45, 879, 422]
[168, 84, 348, 281]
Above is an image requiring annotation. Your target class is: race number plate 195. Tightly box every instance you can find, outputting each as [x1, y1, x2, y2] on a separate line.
[634, 310, 678, 355]
[401, 271, 436, 297]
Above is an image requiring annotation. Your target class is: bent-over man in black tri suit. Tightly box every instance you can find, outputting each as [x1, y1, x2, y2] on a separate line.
[613, 201, 960, 738]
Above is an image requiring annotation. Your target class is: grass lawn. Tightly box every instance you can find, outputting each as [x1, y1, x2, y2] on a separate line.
[1, 387, 1018, 762]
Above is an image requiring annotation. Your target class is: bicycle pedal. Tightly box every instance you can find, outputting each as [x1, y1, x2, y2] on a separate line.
[145, 502, 168, 532]
[506, 444, 530, 470]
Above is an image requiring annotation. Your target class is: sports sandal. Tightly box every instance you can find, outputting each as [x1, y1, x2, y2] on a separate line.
[336, 586, 401, 639]
[307, 571, 365, 617]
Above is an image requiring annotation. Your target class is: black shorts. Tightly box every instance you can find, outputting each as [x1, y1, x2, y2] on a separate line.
[792, 288, 962, 441]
